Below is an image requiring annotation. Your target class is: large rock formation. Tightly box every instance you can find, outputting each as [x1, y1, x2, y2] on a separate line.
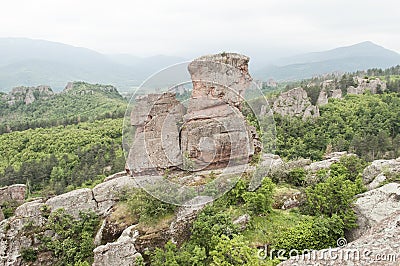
[272, 87, 319, 119]
[62, 82, 119, 95]
[0, 184, 26, 222]
[2, 86, 53, 105]
[316, 88, 342, 106]
[180, 53, 259, 170]
[126, 53, 260, 174]
[0, 199, 47, 265]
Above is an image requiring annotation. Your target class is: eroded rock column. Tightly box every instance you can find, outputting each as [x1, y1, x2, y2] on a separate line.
[180, 53, 258, 170]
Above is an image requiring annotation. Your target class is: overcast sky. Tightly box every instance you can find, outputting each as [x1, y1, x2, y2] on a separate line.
[1, 0, 399, 62]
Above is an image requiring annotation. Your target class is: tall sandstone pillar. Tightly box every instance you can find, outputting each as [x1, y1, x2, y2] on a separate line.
[126, 53, 260, 175]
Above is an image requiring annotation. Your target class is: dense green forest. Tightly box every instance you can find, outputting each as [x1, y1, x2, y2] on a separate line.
[0, 119, 124, 196]
[0, 82, 127, 133]
[1, 80, 400, 197]
[276, 93, 400, 161]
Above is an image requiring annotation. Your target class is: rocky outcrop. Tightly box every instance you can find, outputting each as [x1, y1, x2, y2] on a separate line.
[279, 211, 400, 266]
[4, 86, 53, 105]
[126, 53, 260, 174]
[0, 199, 47, 265]
[362, 158, 400, 187]
[316, 89, 329, 105]
[0, 184, 26, 205]
[347, 77, 387, 95]
[169, 196, 211, 245]
[93, 225, 142, 266]
[348, 182, 400, 242]
[43, 175, 139, 218]
[305, 152, 357, 173]
[181, 53, 258, 171]
[316, 88, 342, 106]
[126, 92, 185, 174]
[273, 87, 319, 119]
[0, 174, 138, 265]
[63, 82, 119, 95]
[46, 188, 98, 218]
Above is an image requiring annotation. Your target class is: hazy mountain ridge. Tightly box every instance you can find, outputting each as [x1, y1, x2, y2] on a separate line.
[1, 38, 400, 91]
[255, 41, 400, 81]
[0, 38, 186, 92]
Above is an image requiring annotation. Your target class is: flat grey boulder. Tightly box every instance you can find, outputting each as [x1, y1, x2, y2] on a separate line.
[362, 158, 400, 185]
[348, 183, 400, 241]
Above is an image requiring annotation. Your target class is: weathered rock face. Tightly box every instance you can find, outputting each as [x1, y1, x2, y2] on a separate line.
[279, 211, 400, 266]
[126, 53, 260, 174]
[347, 77, 387, 95]
[362, 158, 400, 187]
[93, 225, 142, 266]
[316, 88, 342, 106]
[0, 184, 26, 205]
[348, 182, 400, 242]
[180, 53, 258, 170]
[0, 174, 138, 265]
[44, 175, 139, 218]
[0, 199, 47, 265]
[169, 196, 211, 246]
[126, 92, 185, 174]
[187, 53, 251, 110]
[62, 82, 119, 95]
[4, 85, 53, 105]
[273, 87, 319, 119]
[316, 89, 329, 105]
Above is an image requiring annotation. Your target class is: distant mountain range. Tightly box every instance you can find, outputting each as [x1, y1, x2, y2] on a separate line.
[0, 38, 186, 92]
[0, 38, 399, 91]
[254, 41, 400, 81]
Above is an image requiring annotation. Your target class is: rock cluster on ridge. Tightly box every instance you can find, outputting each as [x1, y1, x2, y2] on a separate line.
[0, 85, 53, 105]
[272, 87, 319, 119]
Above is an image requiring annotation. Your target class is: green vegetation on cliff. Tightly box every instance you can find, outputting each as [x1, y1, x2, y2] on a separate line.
[148, 157, 366, 265]
[0, 118, 124, 196]
[21, 208, 100, 266]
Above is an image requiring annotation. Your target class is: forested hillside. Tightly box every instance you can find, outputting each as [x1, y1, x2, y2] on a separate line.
[0, 119, 124, 196]
[1, 68, 400, 198]
[276, 93, 400, 161]
[0, 82, 127, 133]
